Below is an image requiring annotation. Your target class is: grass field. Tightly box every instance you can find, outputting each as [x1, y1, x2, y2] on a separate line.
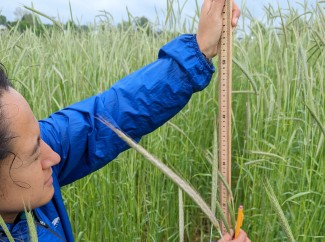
[0, 0, 324, 241]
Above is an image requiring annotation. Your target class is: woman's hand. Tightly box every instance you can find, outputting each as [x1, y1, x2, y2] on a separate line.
[218, 230, 251, 242]
[196, 0, 240, 59]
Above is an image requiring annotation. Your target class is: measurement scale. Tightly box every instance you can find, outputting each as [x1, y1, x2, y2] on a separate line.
[218, 0, 232, 234]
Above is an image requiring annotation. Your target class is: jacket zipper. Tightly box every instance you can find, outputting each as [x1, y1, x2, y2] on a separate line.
[36, 221, 67, 242]
[33, 210, 67, 242]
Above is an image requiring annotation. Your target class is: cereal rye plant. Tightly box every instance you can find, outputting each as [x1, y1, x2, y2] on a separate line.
[0, 0, 324, 241]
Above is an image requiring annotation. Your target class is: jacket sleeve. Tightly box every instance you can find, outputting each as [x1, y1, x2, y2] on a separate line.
[39, 34, 215, 186]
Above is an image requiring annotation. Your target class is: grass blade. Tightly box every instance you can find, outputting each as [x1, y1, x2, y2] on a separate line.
[23, 5, 64, 31]
[263, 178, 295, 242]
[25, 211, 38, 242]
[178, 188, 184, 242]
[305, 103, 325, 136]
[98, 117, 221, 231]
[0, 216, 14, 242]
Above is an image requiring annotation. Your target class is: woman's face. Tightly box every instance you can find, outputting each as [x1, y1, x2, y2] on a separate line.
[0, 88, 60, 223]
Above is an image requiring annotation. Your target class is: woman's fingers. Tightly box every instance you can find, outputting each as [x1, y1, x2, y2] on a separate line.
[232, 229, 248, 242]
[196, 0, 241, 58]
[196, 0, 226, 58]
[200, 0, 226, 17]
[218, 229, 251, 242]
[221, 229, 234, 240]
[211, 0, 227, 17]
[232, 1, 241, 27]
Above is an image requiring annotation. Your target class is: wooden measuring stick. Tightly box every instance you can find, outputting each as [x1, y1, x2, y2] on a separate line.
[218, 0, 232, 235]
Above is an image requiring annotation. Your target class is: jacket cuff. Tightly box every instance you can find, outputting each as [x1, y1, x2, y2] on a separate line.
[158, 34, 215, 92]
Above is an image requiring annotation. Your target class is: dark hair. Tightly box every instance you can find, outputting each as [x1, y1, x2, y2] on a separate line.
[0, 65, 32, 190]
[0, 63, 14, 161]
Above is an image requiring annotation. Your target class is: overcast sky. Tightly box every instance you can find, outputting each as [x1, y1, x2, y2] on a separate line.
[0, 0, 318, 25]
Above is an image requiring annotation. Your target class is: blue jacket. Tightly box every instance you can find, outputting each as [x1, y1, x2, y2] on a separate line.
[0, 34, 214, 241]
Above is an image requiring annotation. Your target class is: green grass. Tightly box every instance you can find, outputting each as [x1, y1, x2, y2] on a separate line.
[0, 0, 324, 241]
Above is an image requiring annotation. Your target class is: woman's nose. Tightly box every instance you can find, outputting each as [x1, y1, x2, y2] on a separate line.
[40, 140, 61, 168]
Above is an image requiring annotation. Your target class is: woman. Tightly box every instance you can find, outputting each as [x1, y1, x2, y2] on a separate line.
[0, 0, 250, 241]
